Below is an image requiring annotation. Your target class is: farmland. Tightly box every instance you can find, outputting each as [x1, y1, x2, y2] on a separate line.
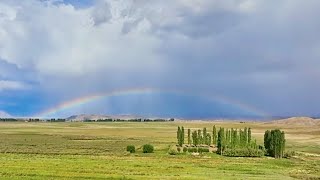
[0, 120, 319, 179]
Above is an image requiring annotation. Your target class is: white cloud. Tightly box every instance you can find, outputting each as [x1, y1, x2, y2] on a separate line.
[0, 80, 28, 91]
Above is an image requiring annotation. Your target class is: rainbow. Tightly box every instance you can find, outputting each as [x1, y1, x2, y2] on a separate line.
[35, 87, 269, 118]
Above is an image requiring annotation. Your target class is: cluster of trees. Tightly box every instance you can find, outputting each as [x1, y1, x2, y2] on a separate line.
[264, 129, 286, 158]
[0, 118, 18, 122]
[191, 128, 212, 146]
[216, 127, 256, 155]
[176, 126, 266, 157]
[47, 119, 66, 122]
[176, 126, 287, 158]
[27, 118, 41, 122]
[177, 126, 185, 146]
[85, 118, 175, 122]
[177, 126, 212, 147]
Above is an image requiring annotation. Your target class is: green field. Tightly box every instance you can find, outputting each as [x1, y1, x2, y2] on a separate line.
[0, 121, 319, 179]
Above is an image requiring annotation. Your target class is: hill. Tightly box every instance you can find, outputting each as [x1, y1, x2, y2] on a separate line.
[267, 117, 320, 126]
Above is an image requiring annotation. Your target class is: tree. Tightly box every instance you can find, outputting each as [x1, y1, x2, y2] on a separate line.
[212, 125, 217, 145]
[181, 126, 185, 145]
[188, 129, 191, 145]
[217, 127, 225, 155]
[206, 133, 211, 146]
[244, 127, 248, 145]
[248, 128, 252, 143]
[192, 130, 198, 146]
[198, 129, 202, 145]
[177, 126, 181, 145]
[203, 127, 207, 145]
[264, 130, 272, 155]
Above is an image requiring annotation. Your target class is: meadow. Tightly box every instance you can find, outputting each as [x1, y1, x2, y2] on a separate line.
[0, 121, 319, 179]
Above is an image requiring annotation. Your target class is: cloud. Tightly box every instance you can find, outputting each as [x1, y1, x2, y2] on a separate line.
[0, 80, 29, 91]
[0, 0, 319, 117]
[0, 110, 12, 118]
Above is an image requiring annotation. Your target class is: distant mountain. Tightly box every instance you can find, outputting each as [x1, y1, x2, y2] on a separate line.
[66, 114, 148, 122]
[0, 111, 12, 118]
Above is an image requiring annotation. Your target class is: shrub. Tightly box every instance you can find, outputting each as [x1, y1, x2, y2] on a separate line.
[168, 147, 178, 155]
[143, 144, 154, 153]
[126, 145, 135, 153]
[177, 147, 181, 152]
[183, 147, 188, 153]
[198, 147, 210, 153]
[187, 147, 198, 153]
[223, 148, 264, 157]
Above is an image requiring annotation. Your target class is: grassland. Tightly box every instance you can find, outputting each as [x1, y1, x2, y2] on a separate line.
[0, 121, 319, 179]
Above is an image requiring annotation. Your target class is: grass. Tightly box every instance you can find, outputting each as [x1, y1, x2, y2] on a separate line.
[0, 121, 319, 179]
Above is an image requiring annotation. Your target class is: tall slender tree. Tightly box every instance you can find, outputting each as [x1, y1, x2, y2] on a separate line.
[203, 127, 207, 145]
[217, 127, 225, 155]
[181, 126, 185, 145]
[244, 127, 248, 145]
[188, 129, 191, 145]
[248, 128, 252, 144]
[264, 130, 272, 155]
[177, 126, 181, 145]
[212, 125, 217, 145]
[206, 133, 211, 146]
[192, 130, 198, 146]
[198, 129, 202, 145]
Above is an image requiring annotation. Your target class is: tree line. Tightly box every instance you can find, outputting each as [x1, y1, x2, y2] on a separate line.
[177, 126, 286, 158]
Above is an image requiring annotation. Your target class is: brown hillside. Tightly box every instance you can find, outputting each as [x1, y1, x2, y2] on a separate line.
[268, 117, 320, 126]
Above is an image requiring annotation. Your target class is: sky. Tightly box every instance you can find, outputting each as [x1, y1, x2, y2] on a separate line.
[0, 0, 319, 119]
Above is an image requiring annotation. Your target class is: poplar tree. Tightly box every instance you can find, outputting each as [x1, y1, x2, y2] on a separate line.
[206, 133, 211, 146]
[188, 129, 191, 145]
[181, 126, 185, 145]
[198, 129, 202, 144]
[244, 127, 248, 146]
[203, 127, 207, 145]
[212, 125, 217, 145]
[280, 131, 285, 158]
[230, 128, 235, 148]
[264, 130, 272, 155]
[248, 127, 252, 144]
[225, 128, 229, 146]
[192, 130, 198, 146]
[239, 129, 244, 147]
[217, 127, 225, 155]
[177, 126, 181, 145]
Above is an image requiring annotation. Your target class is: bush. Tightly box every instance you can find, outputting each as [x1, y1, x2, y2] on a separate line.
[143, 144, 154, 153]
[177, 147, 181, 152]
[198, 147, 210, 153]
[126, 145, 135, 153]
[168, 147, 178, 155]
[183, 147, 188, 153]
[223, 148, 264, 157]
[187, 147, 198, 153]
